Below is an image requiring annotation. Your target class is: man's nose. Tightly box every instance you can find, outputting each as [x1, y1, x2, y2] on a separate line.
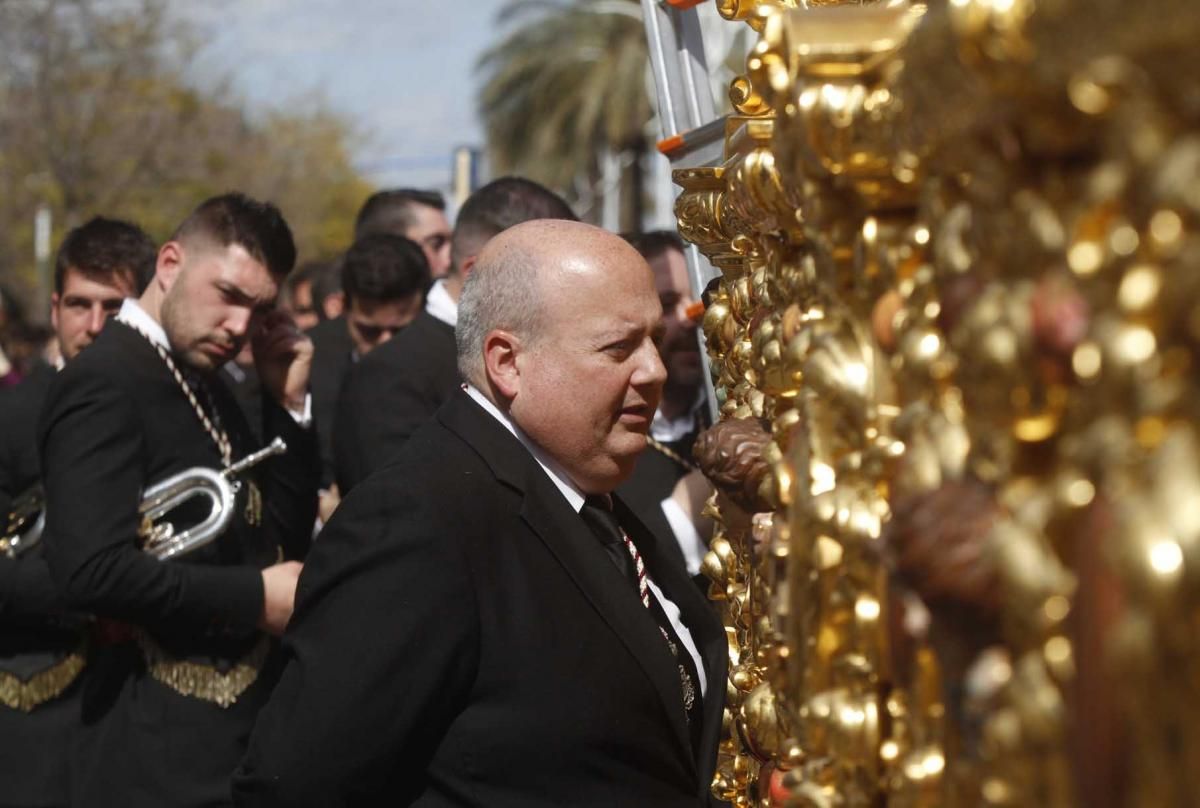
[226, 308, 253, 339]
[634, 338, 668, 387]
[87, 305, 108, 335]
[675, 297, 699, 328]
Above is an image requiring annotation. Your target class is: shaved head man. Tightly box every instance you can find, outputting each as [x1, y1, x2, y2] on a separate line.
[235, 221, 728, 808]
[457, 221, 665, 490]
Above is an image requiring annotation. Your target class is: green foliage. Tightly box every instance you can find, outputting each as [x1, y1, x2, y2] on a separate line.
[0, 0, 371, 307]
[477, 0, 653, 228]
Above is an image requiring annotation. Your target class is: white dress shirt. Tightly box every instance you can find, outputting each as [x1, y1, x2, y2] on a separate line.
[651, 392, 709, 576]
[425, 279, 458, 327]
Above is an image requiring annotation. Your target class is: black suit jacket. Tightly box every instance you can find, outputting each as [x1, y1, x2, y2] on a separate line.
[618, 435, 697, 577]
[307, 315, 355, 488]
[0, 361, 84, 808]
[234, 391, 727, 807]
[333, 310, 458, 493]
[38, 319, 319, 808]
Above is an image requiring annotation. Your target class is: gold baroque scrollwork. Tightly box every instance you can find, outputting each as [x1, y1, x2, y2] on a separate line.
[674, 0, 1200, 805]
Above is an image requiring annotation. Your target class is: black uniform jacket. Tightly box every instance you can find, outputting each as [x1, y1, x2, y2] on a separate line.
[0, 362, 63, 618]
[38, 318, 319, 808]
[306, 314, 354, 489]
[0, 361, 83, 808]
[333, 310, 457, 494]
[233, 390, 728, 807]
[617, 431, 700, 580]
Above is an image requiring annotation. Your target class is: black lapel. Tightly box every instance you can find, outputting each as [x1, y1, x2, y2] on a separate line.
[437, 391, 698, 770]
[615, 496, 729, 780]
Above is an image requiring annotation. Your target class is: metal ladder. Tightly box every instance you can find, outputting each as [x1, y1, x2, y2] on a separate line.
[640, 0, 727, 418]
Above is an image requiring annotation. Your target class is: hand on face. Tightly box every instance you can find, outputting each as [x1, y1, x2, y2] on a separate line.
[253, 309, 313, 412]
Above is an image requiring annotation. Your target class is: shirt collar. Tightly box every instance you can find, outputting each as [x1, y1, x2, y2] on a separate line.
[649, 389, 705, 443]
[464, 384, 586, 512]
[116, 298, 168, 350]
[425, 279, 458, 327]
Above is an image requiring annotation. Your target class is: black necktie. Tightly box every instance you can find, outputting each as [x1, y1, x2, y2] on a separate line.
[578, 495, 703, 741]
[580, 495, 639, 590]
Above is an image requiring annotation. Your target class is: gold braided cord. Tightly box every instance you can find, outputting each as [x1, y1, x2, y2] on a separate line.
[122, 321, 232, 467]
[0, 648, 86, 712]
[647, 436, 698, 471]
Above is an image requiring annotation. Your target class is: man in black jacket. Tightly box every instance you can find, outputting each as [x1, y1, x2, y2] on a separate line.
[353, 188, 452, 279]
[38, 193, 319, 808]
[306, 234, 428, 510]
[234, 220, 727, 807]
[333, 177, 575, 493]
[0, 217, 155, 808]
[617, 231, 713, 587]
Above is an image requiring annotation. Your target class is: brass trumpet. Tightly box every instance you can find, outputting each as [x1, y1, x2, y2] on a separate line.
[0, 437, 288, 561]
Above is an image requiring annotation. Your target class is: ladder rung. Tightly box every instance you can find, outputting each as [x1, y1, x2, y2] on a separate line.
[656, 117, 728, 163]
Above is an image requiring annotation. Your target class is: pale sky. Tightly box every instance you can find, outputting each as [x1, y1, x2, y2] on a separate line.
[184, 1, 513, 193]
[179, 0, 744, 227]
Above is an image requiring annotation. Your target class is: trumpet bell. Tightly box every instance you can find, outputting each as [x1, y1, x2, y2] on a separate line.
[1, 485, 45, 558]
[139, 467, 236, 560]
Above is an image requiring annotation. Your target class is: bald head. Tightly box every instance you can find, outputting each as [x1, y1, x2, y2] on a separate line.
[456, 220, 666, 492]
[456, 220, 648, 387]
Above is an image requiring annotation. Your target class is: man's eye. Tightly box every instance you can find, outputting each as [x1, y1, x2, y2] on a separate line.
[604, 341, 633, 358]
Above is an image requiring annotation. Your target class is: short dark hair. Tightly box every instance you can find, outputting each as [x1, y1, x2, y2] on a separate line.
[286, 260, 326, 295]
[54, 216, 157, 295]
[354, 189, 446, 240]
[450, 177, 576, 274]
[310, 257, 343, 320]
[623, 230, 685, 263]
[342, 234, 431, 306]
[172, 192, 296, 278]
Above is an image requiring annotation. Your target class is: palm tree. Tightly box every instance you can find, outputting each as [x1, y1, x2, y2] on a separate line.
[477, 0, 653, 232]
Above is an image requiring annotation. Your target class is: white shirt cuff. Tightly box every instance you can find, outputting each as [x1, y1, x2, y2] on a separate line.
[287, 392, 313, 429]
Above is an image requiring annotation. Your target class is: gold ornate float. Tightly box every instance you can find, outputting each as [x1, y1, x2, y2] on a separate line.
[679, 0, 1200, 805]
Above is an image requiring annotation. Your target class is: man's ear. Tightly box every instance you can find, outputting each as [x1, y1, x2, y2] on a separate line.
[49, 292, 60, 331]
[459, 254, 479, 282]
[157, 241, 185, 292]
[483, 329, 522, 400]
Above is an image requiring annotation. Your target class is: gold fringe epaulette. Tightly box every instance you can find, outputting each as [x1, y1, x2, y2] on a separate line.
[0, 648, 86, 712]
[138, 632, 268, 709]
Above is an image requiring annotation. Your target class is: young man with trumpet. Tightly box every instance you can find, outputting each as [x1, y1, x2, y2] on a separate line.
[0, 217, 156, 808]
[38, 193, 319, 808]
